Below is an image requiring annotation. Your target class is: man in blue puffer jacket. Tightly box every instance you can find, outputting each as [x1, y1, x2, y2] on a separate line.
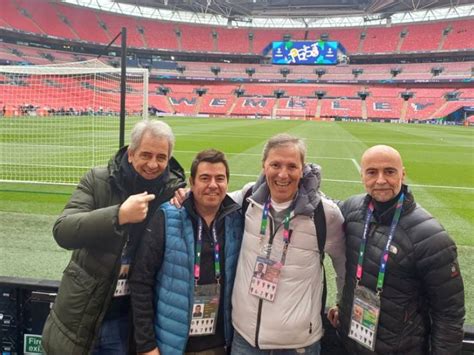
[130, 149, 243, 355]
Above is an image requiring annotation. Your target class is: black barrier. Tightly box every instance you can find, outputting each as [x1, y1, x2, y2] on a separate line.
[0, 276, 473, 354]
[0, 277, 59, 354]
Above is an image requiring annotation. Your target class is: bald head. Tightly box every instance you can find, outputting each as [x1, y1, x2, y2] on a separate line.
[360, 145, 405, 202]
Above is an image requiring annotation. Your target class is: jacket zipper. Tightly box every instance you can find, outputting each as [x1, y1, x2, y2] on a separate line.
[86, 233, 128, 350]
[251, 202, 296, 348]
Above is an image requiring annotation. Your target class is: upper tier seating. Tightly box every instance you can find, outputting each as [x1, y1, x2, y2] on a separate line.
[3, 0, 473, 54]
[400, 22, 446, 52]
[443, 19, 474, 50]
[15, 0, 77, 40]
[55, 3, 110, 44]
[361, 26, 401, 53]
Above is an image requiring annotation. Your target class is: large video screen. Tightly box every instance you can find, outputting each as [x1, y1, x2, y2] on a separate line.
[272, 41, 339, 65]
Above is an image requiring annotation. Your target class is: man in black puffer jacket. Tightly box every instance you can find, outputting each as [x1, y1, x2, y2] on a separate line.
[328, 145, 464, 355]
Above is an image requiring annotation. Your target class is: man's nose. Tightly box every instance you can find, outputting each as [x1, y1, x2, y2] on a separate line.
[147, 159, 158, 169]
[278, 167, 289, 178]
[376, 172, 387, 184]
[208, 178, 218, 188]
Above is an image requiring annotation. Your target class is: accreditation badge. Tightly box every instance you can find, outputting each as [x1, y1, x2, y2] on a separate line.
[114, 255, 131, 297]
[348, 285, 381, 351]
[189, 284, 220, 336]
[249, 256, 281, 302]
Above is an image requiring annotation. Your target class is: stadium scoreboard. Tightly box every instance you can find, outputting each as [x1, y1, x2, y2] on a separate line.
[272, 40, 339, 65]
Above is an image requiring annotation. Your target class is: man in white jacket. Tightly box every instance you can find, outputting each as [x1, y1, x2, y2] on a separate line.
[230, 133, 346, 355]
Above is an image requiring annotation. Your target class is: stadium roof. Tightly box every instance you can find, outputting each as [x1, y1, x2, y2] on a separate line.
[65, 0, 474, 26]
[116, 0, 473, 18]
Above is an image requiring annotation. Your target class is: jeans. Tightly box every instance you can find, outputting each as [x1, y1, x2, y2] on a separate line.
[231, 331, 321, 355]
[92, 313, 129, 355]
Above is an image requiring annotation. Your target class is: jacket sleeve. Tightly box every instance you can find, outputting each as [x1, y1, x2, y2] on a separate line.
[412, 213, 465, 354]
[322, 197, 346, 303]
[227, 182, 254, 206]
[129, 209, 165, 353]
[53, 169, 127, 250]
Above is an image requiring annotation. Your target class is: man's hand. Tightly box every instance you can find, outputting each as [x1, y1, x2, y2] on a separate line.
[327, 305, 340, 328]
[170, 187, 189, 208]
[139, 348, 160, 355]
[118, 192, 155, 225]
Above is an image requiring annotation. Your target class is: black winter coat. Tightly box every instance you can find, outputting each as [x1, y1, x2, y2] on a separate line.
[41, 147, 185, 355]
[338, 188, 464, 355]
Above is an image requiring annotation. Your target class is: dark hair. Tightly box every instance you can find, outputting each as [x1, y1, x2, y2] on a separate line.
[190, 149, 229, 181]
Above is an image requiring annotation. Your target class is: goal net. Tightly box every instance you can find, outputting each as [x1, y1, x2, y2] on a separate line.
[273, 108, 307, 120]
[0, 59, 149, 184]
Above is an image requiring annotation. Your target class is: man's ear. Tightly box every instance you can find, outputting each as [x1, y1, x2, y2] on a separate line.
[189, 176, 194, 187]
[402, 167, 406, 183]
[127, 147, 134, 163]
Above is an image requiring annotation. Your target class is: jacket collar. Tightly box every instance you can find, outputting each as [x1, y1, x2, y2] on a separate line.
[183, 193, 241, 224]
[363, 184, 416, 224]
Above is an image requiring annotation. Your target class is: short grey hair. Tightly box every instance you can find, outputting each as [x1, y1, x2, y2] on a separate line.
[262, 133, 306, 165]
[129, 120, 175, 157]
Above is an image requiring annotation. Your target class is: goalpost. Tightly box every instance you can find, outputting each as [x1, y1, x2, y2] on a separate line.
[273, 108, 307, 120]
[0, 59, 149, 184]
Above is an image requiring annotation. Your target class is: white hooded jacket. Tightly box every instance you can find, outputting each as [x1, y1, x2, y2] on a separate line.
[230, 164, 346, 349]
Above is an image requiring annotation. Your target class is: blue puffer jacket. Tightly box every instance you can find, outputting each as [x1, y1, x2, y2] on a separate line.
[154, 202, 243, 354]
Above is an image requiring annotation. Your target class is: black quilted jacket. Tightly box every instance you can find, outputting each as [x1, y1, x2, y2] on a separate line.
[338, 187, 464, 355]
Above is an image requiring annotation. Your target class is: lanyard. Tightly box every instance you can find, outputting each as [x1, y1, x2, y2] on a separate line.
[194, 218, 221, 283]
[356, 193, 405, 292]
[259, 198, 291, 263]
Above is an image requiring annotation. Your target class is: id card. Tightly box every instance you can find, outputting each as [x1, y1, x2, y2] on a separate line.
[189, 284, 220, 336]
[249, 256, 281, 302]
[348, 285, 380, 351]
[114, 256, 131, 297]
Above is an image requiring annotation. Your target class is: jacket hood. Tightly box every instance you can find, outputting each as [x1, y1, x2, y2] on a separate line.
[250, 163, 322, 216]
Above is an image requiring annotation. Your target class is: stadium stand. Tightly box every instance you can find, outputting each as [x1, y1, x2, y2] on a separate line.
[230, 97, 277, 116]
[15, 0, 77, 40]
[0, 0, 42, 34]
[54, 2, 111, 44]
[215, 27, 251, 53]
[199, 94, 236, 115]
[360, 26, 401, 53]
[97, 12, 145, 48]
[0, 0, 473, 122]
[179, 23, 215, 52]
[400, 22, 447, 52]
[443, 19, 474, 50]
[139, 18, 179, 50]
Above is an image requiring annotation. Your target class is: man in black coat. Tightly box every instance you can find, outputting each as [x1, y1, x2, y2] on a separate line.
[328, 145, 464, 354]
[42, 120, 185, 354]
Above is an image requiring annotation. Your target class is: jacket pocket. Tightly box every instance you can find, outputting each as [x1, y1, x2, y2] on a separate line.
[50, 260, 99, 343]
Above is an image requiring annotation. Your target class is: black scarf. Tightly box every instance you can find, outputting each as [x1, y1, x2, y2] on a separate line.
[119, 151, 170, 197]
[119, 152, 170, 241]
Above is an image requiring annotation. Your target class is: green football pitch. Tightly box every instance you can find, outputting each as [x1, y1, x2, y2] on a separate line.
[0, 116, 473, 323]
